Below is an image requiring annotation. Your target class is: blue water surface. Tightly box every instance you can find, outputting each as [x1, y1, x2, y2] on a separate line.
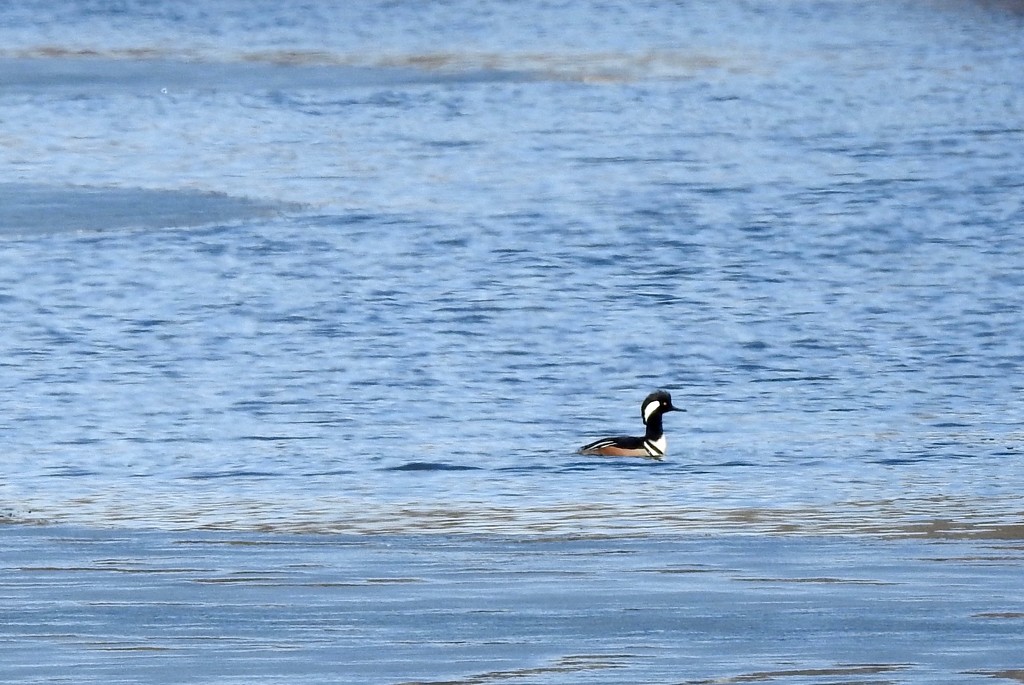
[1, 1, 1023, 683]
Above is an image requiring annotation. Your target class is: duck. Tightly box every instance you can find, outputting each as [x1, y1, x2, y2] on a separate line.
[577, 390, 682, 460]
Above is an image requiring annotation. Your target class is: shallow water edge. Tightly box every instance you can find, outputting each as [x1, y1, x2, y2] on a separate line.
[2, 524, 1022, 685]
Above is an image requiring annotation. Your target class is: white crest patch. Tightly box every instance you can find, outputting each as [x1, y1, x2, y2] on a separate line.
[642, 399, 663, 424]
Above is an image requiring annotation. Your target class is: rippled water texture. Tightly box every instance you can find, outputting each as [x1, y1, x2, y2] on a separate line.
[1, 1, 1023, 683]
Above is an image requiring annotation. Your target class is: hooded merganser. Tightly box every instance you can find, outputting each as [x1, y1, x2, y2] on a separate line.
[577, 390, 683, 460]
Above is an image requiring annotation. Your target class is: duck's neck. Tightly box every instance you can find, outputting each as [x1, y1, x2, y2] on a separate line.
[644, 413, 665, 440]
